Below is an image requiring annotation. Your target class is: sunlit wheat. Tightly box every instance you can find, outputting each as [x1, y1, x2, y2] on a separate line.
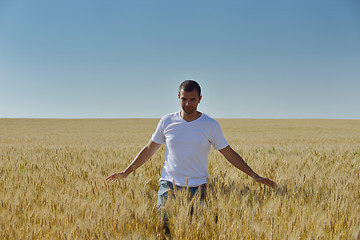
[0, 119, 359, 239]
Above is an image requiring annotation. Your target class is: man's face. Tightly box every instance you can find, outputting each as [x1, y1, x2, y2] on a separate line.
[178, 89, 202, 114]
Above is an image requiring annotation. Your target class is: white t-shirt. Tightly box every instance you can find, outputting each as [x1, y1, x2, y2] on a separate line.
[151, 111, 229, 187]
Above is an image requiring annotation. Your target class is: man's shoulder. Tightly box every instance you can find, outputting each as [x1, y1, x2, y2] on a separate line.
[200, 113, 219, 124]
[160, 111, 181, 122]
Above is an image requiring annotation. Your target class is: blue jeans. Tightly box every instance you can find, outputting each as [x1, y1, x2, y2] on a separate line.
[156, 180, 207, 224]
[157, 180, 207, 208]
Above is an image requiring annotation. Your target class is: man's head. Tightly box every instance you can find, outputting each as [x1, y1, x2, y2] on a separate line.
[178, 80, 202, 115]
[178, 80, 201, 97]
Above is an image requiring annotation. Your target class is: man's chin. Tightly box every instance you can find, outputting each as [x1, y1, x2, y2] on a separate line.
[183, 108, 195, 114]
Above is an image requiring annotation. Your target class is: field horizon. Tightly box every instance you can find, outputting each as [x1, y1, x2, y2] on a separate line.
[3, 116, 359, 121]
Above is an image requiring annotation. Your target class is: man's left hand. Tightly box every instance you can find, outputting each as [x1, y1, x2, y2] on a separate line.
[253, 175, 276, 188]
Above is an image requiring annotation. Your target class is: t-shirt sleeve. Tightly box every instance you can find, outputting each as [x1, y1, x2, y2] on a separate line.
[151, 118, 166, 144]
[210, 121, 229, 150]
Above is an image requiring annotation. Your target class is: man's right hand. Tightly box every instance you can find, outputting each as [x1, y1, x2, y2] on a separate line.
[105, 172, 127, 183]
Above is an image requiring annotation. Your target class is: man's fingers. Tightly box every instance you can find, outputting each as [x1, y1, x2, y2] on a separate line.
[265, 179, 276, 188]
[105, 172, 127, 183]
[256, 176, 276, 188]
[269, 180, 276, 188]
[105, 177, 113, 183]
[105, 175, 114, 181]
[105, 173, 119, 183]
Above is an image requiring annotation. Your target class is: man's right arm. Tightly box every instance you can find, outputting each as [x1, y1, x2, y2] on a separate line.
[105, 140, 161, 183]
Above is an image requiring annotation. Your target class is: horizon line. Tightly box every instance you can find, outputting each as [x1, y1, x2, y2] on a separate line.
[1, 117, 359, 121]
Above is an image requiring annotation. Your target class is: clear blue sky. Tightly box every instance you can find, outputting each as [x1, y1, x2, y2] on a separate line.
[1, 0, 359, 119]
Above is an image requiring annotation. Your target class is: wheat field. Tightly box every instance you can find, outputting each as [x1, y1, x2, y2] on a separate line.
[0, 118, 359, 239]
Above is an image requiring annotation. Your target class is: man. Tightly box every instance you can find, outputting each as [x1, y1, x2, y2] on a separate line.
[105, 80, 275, 226]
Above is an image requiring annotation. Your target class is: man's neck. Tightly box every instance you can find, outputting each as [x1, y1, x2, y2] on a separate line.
[181, 110, 202, 122]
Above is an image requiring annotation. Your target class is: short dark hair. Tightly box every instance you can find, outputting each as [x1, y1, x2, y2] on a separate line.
[179, 80, 201, 96]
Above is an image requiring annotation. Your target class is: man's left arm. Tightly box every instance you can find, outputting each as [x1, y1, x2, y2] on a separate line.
[219, 145, 276, 188]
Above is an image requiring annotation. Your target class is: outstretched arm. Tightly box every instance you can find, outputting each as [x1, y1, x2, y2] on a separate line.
[219, 145, 275, 188]
[105, 140, 161, 183]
